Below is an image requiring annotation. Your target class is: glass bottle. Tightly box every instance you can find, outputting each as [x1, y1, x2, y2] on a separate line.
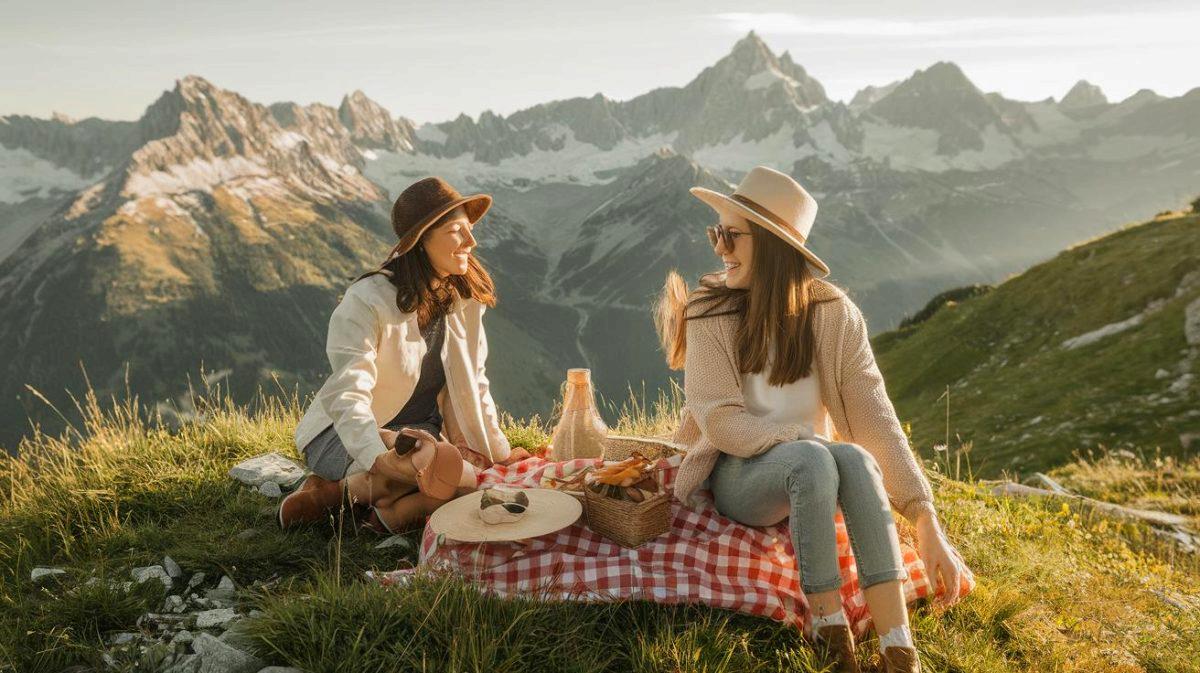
[549, 368, 609, 461]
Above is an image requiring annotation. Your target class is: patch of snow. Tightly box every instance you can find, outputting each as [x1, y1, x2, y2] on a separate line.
[365, 130, 678, 190]
[745, 65, 800, 91]
[691, 126, 816, 174]
[123, 156, 270, 199]
[0, 145, 94, 203]
[271, 131, 306, 151]
[1060, 299, 1166, 350]
[860, 122, 1023, 172]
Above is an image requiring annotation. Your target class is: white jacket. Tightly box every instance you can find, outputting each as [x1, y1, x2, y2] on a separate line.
[294, 274, 511, 474]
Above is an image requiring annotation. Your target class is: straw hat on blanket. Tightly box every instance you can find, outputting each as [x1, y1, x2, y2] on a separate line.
[429, 486, 583, 542]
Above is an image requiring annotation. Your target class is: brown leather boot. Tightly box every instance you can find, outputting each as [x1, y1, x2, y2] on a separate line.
[815, 624, 861, 673]
[277, 475, 344, 529]
[880, 646, 920, 673]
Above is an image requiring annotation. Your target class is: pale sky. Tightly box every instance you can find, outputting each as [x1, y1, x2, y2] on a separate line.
[1, 0, 1196, 124]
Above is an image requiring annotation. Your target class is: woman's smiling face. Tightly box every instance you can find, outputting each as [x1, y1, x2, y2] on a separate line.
[421, 206, 476, 277]
[713, 211, 753, 289]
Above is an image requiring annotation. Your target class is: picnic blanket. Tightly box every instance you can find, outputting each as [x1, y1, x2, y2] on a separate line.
[371, 453, 974, 635]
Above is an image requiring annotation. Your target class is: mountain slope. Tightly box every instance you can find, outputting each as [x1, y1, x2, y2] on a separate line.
[873, 207, 1200, 475]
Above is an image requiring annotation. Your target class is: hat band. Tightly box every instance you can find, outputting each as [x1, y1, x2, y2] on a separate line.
[730, 194, 806, 243]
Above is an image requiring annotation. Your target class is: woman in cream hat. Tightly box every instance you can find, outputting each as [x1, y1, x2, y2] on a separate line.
[281, 176, 530, 534]
[656, 166, 969, 673]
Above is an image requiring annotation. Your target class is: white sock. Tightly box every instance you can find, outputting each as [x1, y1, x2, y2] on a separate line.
[878, 625, 914, 652]
[810, 608, 848, 638]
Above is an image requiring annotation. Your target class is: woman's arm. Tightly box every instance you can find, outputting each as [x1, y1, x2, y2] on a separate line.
[830, 298, 936, 522]
[473, 305, 513, 463]
[684, 316, 807, 457]
[316, 291, 389, 475]
[832, 299, 966, 603]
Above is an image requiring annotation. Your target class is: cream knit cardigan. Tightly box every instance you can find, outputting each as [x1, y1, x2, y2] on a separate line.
[671, 280, 936, 523]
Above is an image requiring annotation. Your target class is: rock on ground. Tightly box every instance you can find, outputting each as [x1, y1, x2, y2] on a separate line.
[195, 607, 240, 629]
[164, 555, 183, 578]
[31, 566, 66, 583]
[229, 453, 305, 488]
[132, 565, 173, 589]
[257, 481, 283, 498]
[191, 632, 264, 673]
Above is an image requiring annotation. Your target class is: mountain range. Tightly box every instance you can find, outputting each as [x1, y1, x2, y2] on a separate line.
[2, 32, 1198, 449]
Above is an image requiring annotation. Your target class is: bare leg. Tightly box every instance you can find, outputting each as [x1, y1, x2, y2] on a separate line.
[808, 589, 844, 618]
[862, 580, 908, 635]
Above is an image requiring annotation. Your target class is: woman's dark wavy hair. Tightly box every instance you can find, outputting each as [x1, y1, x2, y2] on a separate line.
[357, 209, 496, 327]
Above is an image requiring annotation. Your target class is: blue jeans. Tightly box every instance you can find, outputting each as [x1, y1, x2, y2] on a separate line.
[709, 438, 906, 594]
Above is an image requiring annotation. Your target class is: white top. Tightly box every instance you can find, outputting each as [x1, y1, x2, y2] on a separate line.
[741, 367, 825, 437]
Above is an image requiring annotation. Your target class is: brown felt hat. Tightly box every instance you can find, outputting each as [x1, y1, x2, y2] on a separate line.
[380, 176, 492, 266]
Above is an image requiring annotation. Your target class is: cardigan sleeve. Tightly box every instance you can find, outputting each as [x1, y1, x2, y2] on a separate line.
[474, 305, 512, 462]
[684, 315, 807, 458]
[316, 290, 389, 475]
[833, 299, 936, 523]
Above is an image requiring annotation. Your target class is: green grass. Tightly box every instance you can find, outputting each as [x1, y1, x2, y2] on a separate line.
[2, 386, 1198, 672]
[873, 211, 1200, 476]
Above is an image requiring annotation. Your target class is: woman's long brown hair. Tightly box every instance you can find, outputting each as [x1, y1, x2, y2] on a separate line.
[357, 211, 497, 327]
[655, 220, 833, 385]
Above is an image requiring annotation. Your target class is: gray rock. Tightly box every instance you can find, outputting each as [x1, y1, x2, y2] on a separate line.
[172, 629, 196, 646]
[257, 481, 282, 498]
[163, 653, 201, 673]
[195, 607, 240, 629]
[192, 632, 263, 673]
[1184, 297, 1200, 346]
[234, 528, 259, 541]
[31, 566, 67, 583]
[165, 595, 186, 613]
[164, 555, 183, 579]
[229, 453, 305, 488]
[109, 631, 138, 645]
[187, 572, 207, 592]
[132, 565, 173, 589]
[217, 576, 236, 592]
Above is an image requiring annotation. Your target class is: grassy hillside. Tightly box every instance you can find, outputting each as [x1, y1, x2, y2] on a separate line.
[873, 210, 1200, 477]
[2, 392, 1198, 672]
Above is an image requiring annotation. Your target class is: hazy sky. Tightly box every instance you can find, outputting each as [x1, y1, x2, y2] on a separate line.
[2, 0, 1196, 124]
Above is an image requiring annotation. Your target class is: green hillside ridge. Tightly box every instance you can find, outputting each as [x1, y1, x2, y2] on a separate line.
[1, 392, 1198, 672]
[873, 209, 1200, 477]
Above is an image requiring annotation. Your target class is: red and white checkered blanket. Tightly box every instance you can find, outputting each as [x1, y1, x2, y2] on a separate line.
[371, 454, 974, 634]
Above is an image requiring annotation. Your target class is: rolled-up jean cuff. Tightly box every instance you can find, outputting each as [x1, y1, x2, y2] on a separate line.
[801, 575, 846, 594]
[857, 567, 908, 590]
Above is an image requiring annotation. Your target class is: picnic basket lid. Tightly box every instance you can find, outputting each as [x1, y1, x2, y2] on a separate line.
[429, 488, 583, 542]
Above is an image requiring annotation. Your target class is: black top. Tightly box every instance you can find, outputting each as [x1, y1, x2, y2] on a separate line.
[384, 314, 447, 453]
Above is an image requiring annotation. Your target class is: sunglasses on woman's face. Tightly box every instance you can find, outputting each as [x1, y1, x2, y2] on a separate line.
[706, 225, 746, 250]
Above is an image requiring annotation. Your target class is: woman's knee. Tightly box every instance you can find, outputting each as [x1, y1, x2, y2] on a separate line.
[777, 440, 838, 494]
[825, 441, 882, 477]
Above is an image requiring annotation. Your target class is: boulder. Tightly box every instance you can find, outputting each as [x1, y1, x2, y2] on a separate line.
[229, 453, 305, 488]
[31, 567, 67, 583]
[191, 633, 263, 673]
[163, 555, 183, 579]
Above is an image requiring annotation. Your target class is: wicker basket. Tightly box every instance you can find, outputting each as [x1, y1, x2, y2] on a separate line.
[582, 486, 671, 548]
[603, 435, 684, 462]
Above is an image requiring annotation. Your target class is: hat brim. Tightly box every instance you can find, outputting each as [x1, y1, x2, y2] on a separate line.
[690, 187, 830, 278]
[428, 487, 583, 543]
[381, 193, 493, 266]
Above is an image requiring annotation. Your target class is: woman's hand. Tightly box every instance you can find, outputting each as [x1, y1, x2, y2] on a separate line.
[914, 511, 966, 606]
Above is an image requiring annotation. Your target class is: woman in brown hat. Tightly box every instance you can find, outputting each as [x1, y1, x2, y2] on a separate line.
[656, 166, 968, 673]
[280, 177, 530, 533]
